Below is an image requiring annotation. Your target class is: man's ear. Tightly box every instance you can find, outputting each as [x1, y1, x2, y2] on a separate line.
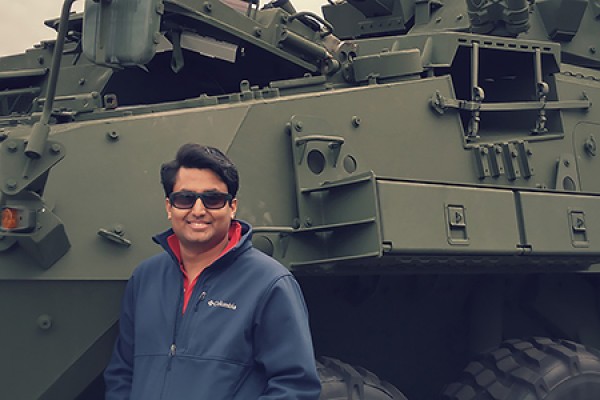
[230, 198, 238, 219]
[165, 198, 172, 220]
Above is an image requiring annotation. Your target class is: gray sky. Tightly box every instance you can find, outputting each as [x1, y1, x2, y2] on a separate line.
[0, 0, 326, 57]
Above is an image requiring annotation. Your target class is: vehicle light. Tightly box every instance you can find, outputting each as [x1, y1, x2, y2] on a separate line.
[1, 208, 18, 230]
[0, 206, 36, 233]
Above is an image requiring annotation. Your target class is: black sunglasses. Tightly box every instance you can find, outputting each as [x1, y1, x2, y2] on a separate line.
[168, 191, 233, 210]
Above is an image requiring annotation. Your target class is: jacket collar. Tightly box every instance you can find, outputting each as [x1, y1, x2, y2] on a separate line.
[152, 219, 253, 268]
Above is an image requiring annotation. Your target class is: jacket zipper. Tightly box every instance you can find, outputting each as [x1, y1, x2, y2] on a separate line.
[160, 284, 184, 400]
[169, 274, 209, 369]
[194, 291, 207, 312]
[167, 286, 184, 372]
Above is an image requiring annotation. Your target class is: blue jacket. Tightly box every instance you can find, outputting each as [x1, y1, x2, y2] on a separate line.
[104, 220, 321, 400]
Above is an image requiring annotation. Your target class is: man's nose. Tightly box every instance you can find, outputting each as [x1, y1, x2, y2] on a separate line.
[191, 198, 207, 215]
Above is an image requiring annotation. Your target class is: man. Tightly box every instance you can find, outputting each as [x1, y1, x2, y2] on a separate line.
[104, 143, 321, 399]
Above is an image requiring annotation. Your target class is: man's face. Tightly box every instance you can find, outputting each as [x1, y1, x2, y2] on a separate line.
[166, 167, 237, 253]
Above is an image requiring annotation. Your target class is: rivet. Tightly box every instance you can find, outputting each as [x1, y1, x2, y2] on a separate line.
[564, 159, 570, 167]
[204, 2, 212, 11]
[304, 217, 312, 227]
[590, 47, 597, 54]
[7, 141, 18, 152]
[352, 116, 361, 127]
[37, 314, 53, 330]
[294, 121, 303, 132]
[254, 28, 262, 37]
[78, 78, 86, 86]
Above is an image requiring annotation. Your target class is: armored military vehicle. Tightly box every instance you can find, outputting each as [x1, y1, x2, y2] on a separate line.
[2, 0, 600, 398]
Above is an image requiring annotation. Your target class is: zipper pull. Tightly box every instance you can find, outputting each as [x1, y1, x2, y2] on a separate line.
[194, 291, 207, 312]
[167, 343, 177, 371]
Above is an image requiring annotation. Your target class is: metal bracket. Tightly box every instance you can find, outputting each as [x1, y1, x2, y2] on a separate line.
[532, 48, 550, 134]
[281, 115, 382, 268]
[473, 141, 532, 181]
[431, 91, 591, 114]
[0, 191, 70, 269]
[0, 138, 66, 196]
[555, 154, 579, 191]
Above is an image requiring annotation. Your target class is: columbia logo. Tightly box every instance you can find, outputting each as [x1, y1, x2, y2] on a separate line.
[207, 299, 237, 310]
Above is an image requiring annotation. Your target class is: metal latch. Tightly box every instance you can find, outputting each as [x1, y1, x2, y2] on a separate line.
[569, 210, 589, 248]
[446, 205, 469, 245]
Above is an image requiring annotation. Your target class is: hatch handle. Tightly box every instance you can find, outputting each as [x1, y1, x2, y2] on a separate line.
[98, 227, 132, 247]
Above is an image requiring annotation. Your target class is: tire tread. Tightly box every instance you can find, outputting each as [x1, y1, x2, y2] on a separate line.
[318, 356, 408, 400]
[441, 337, 600, 400]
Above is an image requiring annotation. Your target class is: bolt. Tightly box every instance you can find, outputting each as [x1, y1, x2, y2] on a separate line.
[563, 159, 570, 167]
[590, 47, 597, 54]
[107, 131, 119, 141]
[0, 131, 7, 142]
[294, 121, 303, 132]
[78, 78, 86, 86]
[50, 143, 61, 154]
[204, 2, 212, 11]
[254, 28, 262, 37]
[304, 217, 312, 227]
[5, 179, 17, 190]
[511, 150, 518, 158]
[113, 225, 124, 235]
[38, 56, 44, 65]
[7, 141, 18, 152]
[456, 14, 463, 20]
[352, 116, 361, 127]
[585, 135, 597, 156]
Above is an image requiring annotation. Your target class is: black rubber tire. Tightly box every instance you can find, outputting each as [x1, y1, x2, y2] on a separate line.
[318, 356, 408, 400]
[441, 337, 600, 400]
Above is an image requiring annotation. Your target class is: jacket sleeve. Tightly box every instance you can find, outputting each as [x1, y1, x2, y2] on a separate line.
[253, 275, 321, 400]
[104, 274, 136, 400]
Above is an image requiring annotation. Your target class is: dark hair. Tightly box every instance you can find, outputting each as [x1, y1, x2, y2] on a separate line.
[160, 144, 239, 197]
